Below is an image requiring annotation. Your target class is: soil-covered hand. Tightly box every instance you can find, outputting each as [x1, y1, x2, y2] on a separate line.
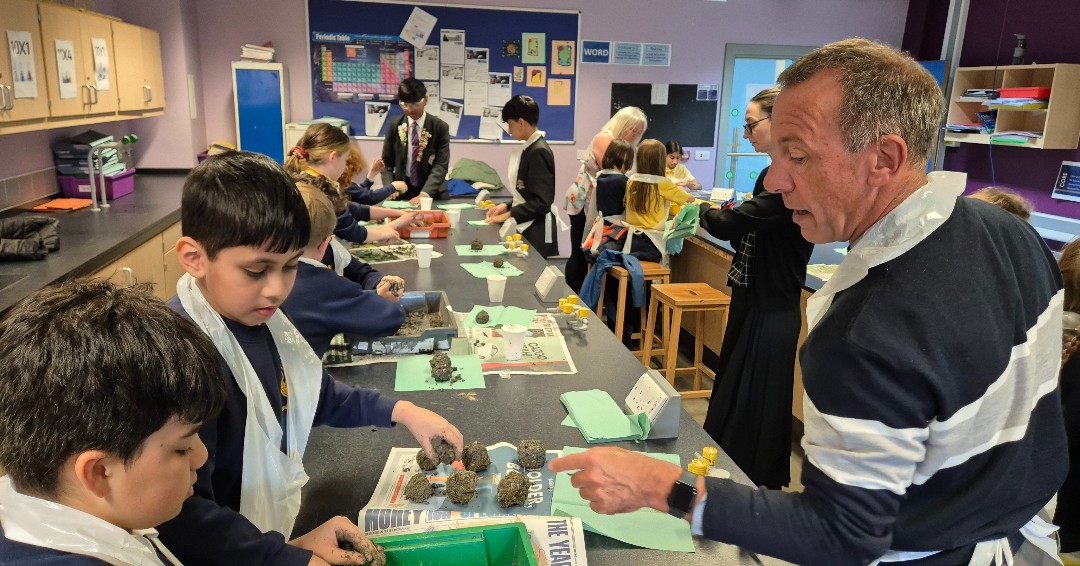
[548, 446, 682, 515]
[291, 516, 385, 566]
[392, 400, 463, 463]
[366, 225, 402, 245]
[378, 276, 405, 301]
[392, 211, 419, 229]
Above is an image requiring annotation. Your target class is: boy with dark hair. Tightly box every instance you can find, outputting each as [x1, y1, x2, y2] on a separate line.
[0, 279, 227, 565]
[485, 95, 559, 257]
[157, 151, 462, 566]
[381, 77, 451, 202]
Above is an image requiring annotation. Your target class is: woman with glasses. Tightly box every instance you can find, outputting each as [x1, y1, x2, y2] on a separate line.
[697, 86, 813, 490]
[564, 106, 648, 293]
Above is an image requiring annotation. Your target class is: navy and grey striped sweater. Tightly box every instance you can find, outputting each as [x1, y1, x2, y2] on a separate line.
[700, 191, 1067, 564]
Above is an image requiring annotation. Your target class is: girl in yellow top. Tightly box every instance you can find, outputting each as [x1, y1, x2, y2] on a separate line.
[625, 139, 698, 231]
[664, 140, 701, 191]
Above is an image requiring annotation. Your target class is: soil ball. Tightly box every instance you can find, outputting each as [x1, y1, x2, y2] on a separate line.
[493, 258, 505, 268]
[403, 472, 433, 503]
[430, 352, 453, 382]
[471, 238, 484, 251]
[475, 310, 490, 324]
[517, 440, 546, 470]
[497, 470, 530, 507]
[433, 436, 457, 464]
[415, 448, 438, 471]
[446, 470, 478, 504]
[461, 441, 491, 472]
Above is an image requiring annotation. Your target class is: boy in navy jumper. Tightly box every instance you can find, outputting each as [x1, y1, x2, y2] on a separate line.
[0, 279, 227, 565]
[157, 151, 462, 566]
[283, 180, 406, 358]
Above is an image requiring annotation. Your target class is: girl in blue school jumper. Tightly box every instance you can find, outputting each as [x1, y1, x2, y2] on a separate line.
[285, 122, 414, 244]
[337, 145, 408, 205]
[282, 180, 406, 358]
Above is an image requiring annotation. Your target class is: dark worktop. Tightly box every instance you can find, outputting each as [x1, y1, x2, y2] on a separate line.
[298, 208, 790, 566]
[0, 174, 185, 314]
[690, 228, 844, 293]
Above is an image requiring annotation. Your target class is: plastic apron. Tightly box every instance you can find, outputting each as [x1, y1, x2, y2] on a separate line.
[617, 173, 677, 266]
[0, 476, 180, 565]
[804, 172, 1060, 566]
[176, 273, 321, 537]
[506, 129, 568, 245]
[328, 236, 352, 276]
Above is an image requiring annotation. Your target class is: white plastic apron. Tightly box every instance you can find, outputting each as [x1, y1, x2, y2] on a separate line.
[0, 476, 180, 565]
[328, 237, 352, 276]
[177, 273, 321, 537]
[806, 172, 1060, 565]
[506, 130, 567, 244]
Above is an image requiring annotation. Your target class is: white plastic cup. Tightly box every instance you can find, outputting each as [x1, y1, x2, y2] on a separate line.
[415, 243, 434, 268]
[446, 208, 461, 228]
[486, 274, 507, 303]
[419, 197, 434, 211]
[501, 324, 527, 361]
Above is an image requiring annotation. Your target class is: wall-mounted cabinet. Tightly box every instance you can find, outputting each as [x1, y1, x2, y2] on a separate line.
[945, 64, 1080, 149]
[0, 1, 163, 135]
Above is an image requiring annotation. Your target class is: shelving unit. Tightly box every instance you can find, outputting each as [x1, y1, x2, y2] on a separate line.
[945, 63, 1080, 149]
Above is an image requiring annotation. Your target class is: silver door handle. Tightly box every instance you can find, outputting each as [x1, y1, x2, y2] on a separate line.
[0, 85, 11, 111]
[90, 85, 99, 105]
[82, 84, 92, 105]
[143, 85, 152, 103]
[119, 267, 135, 285]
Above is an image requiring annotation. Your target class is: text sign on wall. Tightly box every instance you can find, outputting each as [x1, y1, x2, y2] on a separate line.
[581, 40, 610, 64]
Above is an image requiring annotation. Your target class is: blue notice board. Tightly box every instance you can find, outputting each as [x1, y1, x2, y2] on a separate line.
[234, 65, 286, 163]
[307, 0, 580, 142]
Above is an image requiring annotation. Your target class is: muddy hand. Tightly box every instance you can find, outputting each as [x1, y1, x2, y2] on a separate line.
[336, 528, 386, 566]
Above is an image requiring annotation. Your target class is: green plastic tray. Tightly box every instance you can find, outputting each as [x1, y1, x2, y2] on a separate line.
[369, 523, 539, 566]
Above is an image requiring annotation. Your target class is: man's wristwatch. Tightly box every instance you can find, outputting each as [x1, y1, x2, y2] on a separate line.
[666, 471, 699, 518]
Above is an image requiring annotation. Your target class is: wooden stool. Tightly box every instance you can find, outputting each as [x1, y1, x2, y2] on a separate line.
[596, 261, 670, 350]
[640, 283, 730, 399]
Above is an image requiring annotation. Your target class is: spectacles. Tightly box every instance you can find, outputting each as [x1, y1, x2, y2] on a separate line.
[399, 99, 425, 110]
[743, 116, 770, 135]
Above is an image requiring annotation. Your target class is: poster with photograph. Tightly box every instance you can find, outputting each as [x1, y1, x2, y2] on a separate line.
[399, 7, 437, 48]
[53, 39, 77, 99]
[415, 46, 439, 81]
[487, 72, 511, 107]
[464, 81, 486, 116]
[526, 66, 546, 88]
[440, 99, 463, 136]
[479, 106, 505, 140]
[521, 32, 545, 64]
[464, 47, 489, 82]
[440, 29, 465, 65]
[424, 81, 440, 117]
[364, 101, 391, 136]
[551, 40, 575, 75]
[548, 78, 571, 106]
[440, 64, 464, 99]
[6, 30, 38, 98]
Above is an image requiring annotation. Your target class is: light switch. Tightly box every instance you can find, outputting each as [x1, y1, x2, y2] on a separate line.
[694, 150, 710, 160]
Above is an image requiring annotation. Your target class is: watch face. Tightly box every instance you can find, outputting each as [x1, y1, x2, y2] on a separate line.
[667, 476, 697, 517]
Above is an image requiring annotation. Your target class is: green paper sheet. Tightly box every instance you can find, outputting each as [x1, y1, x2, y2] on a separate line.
[380, 200, 417, 209]
[460, 261, 524, 278]
[466, 220, 489, 226]
[437, 203, 476, 210]
[560, 389, 650, 442]
[461, 305, 537, 328]
[552, 446, 694, 552]
[394, 354, 486, 392]
[455, 244, 506, 256]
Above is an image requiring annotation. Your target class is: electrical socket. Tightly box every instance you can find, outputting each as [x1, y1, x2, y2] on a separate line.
[694, 150, 710, 160]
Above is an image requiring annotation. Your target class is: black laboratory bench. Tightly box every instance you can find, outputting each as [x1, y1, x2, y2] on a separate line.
[0, 173, 185, 314]
[297, 208, 791, 566]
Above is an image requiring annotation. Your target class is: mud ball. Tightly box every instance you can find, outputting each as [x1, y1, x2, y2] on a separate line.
[446, 470, 478, 504]
[415, 448, 438, 471]
[430, 352, 453, 382]
[433, 436, 457, 464]
[461, 441, 491, 472]
[475, 310, 490, 324]
[388, 279, 404, 297]
[471, 238, 484, 251]
[517, 440, 546, 470]
[497, 470, 530, 507]
[403, 472, 433, 503]
[493, 258, 505, 268]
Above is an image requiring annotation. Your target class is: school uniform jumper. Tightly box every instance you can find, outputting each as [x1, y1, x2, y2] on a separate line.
[697, 182, 1067, 564]
[698, 166, 813, 489]
[345, 179, 396, 206]
[594, 172, 627, 217]
[510, 135, 559, 258]
[156, 299, 399, 566]
[281, 261, 406, 358]
[380, 113, 451, 201]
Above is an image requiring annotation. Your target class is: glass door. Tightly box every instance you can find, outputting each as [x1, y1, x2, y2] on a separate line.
[715, 44, 812, 195]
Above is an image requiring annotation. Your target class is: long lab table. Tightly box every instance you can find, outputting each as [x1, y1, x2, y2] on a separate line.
[296, 206, 790, 566]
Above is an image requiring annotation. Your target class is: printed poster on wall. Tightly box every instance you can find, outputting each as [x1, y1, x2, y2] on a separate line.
[6, 30, 38, 98]
[440, 64, 464, 99]
[513, 66, 524, 83]
[440, 99, 463, 137]
[440, 29, 465, 65]
[642, 43, 671, 66]
[464, 81, 486, 116]
[522, 33, 545, 64]
[53, 39, 77, 99]
[479, 106, 504, 141]
[415, 46, 439, 81]
[612, 42, 642, 65]
[551, 40, 575, 75]
[90, 37, 110, 90]
[487, 72, 511, 107]
[548, 78, 571, 106]
[399, 7, 437, 48]
[424, 81, 441, 117]
[365, 101, 390, 136]
[464, 47, 489, 82]
[526, 66, 546, 88]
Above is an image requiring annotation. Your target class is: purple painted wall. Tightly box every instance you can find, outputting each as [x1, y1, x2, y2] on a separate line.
[939, 0, 1080, 218]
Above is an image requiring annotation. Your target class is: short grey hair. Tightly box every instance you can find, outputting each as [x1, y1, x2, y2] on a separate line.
[777, 38, 943, 168]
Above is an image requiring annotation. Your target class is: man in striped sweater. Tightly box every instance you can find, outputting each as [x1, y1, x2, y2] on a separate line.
[551, 38, 1067, 565]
